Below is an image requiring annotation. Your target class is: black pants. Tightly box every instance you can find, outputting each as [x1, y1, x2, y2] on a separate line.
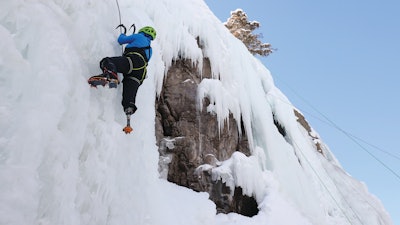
[100, 54, 147, 112]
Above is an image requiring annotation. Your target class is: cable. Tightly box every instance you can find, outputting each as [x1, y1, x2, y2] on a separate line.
[271, 89, 400, 162]
[266, 88, 394, 223]
[348, 134, 400, 161]
[295, 122, 389, 224]
[341, 129, 400, 181]
[270, 77, 400, 182]
[270, 91, 400, 163]
[289, 135, 359, 225]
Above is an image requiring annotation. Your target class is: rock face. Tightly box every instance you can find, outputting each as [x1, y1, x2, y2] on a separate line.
[294, 109, 324, 154]
[155, 59, 258, 216]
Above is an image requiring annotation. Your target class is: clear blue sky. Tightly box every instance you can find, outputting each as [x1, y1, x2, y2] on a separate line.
[205, 0, 400, 223]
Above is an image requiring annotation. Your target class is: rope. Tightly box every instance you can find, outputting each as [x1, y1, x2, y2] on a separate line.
[115, 0, 122, 29]
[115, 0, 123, 54]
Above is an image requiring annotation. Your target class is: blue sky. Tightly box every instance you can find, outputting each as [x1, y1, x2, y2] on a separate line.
[204, 0, 400, 223]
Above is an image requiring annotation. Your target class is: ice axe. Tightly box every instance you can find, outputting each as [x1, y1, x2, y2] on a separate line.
[115, 23, 136, 34]
[123, 114, 133, 134]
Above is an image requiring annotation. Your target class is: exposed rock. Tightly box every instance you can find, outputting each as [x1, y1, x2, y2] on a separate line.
[155, 58, 256, 216]
[294, 109, 323, 154]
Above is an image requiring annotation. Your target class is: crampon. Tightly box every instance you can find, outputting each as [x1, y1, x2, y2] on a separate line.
[88, 76, 119, 88]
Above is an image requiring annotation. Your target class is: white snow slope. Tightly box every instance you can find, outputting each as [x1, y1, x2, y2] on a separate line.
[0, 0, 393, 225]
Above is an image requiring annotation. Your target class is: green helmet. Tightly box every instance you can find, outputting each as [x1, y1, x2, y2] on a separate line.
[139, 26, 156, 40]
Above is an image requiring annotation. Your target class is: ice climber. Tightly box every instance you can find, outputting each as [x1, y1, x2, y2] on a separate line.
[88, 26, 156, 116]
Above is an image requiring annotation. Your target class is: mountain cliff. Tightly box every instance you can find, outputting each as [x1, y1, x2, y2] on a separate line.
[0, 0, 392, 224]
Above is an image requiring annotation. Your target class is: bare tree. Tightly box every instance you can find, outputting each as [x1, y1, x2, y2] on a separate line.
[225, 9, 274, 56]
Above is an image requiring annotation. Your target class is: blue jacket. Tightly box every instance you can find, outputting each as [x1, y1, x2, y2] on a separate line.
[118, 32, 152, 60]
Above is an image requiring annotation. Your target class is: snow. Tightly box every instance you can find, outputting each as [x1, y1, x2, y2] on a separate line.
[0, 0, 393, 225]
